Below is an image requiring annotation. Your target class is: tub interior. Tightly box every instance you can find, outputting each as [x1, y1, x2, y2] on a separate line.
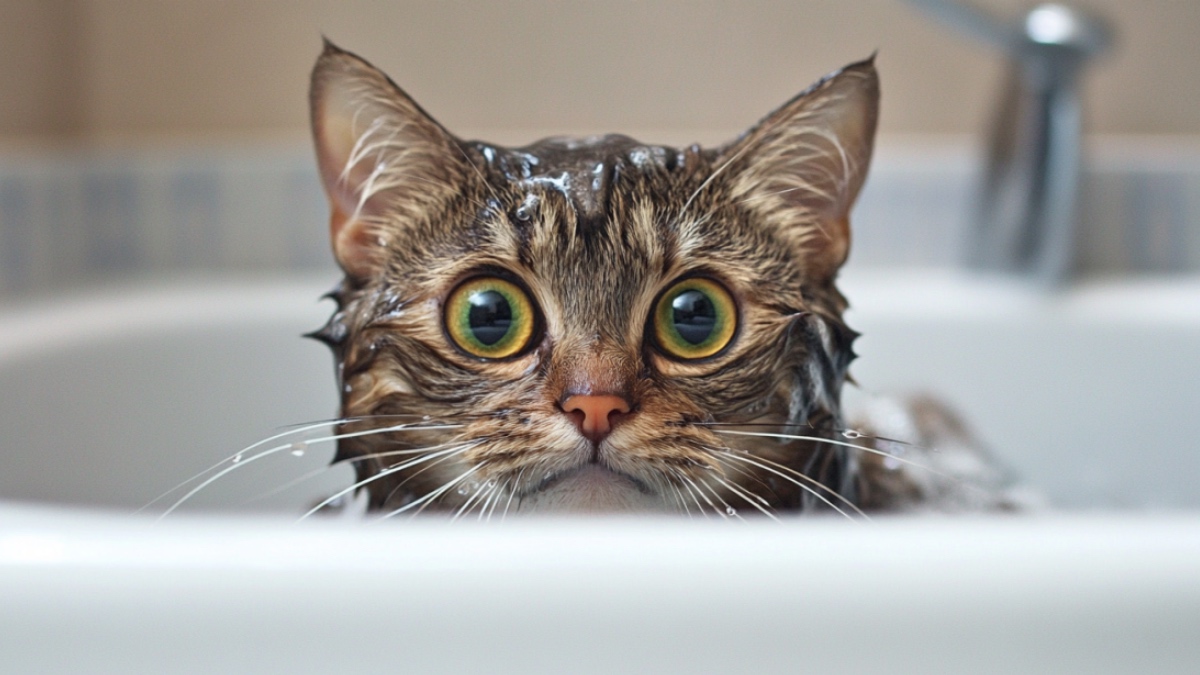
[1, 270, 1196, 515]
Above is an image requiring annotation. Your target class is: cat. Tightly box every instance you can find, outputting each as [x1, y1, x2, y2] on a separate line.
[305, 40, 1015, 519]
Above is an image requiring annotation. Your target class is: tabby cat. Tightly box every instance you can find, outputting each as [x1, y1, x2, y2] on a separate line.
[307, 41, 993, 518]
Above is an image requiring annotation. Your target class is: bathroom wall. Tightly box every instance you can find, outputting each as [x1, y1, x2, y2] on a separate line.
[2, 0, 1199, 296]
[2, 0, 1200, 145]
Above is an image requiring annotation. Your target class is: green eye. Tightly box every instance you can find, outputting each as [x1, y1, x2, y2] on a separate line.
[445, 277, 537, 359]
[653, 277, 737, 360]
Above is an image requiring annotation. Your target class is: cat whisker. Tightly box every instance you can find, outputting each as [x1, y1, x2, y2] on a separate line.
[236, 429, 475, 504]
[380, 463, 487, 520]
[244, 437, 481, 508]
[143, 416, 466, 513]
[483, 478, 506, 522]
[299, 442, 477, 521]
[138, 417, 362, 514]
[500, 467, 526, 521]
[708, 447, 865, 522]
[157, 421, 467, 519]
[696, 421, 923, 451]
[666, 469, 704, 517]
[694, 474, 747, 521]
[451, 477, 494, 522]
[681, 471, 717, 518]
[672, 475, 700, 516]
[708, 455, 783, 507]
[676, 471, 728, 519]
[707, 474, 779, 522]
[479, 479, 507, 522]
[379, 435, 490, 507]
[711, 428, 971, 491]
[653, 471, 691, 517]
[489, 476, 514, 521]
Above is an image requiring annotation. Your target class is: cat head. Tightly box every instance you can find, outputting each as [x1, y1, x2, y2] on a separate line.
[309, 41, 878, 516]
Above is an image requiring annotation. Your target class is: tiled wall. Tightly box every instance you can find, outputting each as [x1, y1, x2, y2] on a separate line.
[1, 144, 1197, 298]
[0, 148, 336, 297]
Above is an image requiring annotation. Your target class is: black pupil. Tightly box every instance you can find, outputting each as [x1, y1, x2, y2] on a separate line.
[467, 290, 513, 346]
[671, 289, 717, 345]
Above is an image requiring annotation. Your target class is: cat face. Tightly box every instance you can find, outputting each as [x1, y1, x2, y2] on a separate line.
[309, 41, 877, 516]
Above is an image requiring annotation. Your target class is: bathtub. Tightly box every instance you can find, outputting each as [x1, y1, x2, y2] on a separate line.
[1, 270, 1198, 672]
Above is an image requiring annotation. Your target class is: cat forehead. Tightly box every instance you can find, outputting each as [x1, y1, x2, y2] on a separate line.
[470, 134, 704, 222]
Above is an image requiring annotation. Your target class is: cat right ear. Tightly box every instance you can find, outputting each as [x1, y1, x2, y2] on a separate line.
[310, 40, 468, 278]
[717, 58, 879, 283]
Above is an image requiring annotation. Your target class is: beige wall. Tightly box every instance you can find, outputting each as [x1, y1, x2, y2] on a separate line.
[3, 0, 1200, 146]
[0, 0, 82, 139]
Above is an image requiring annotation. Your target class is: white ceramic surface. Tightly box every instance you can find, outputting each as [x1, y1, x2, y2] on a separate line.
[1, 506, 1197, 674]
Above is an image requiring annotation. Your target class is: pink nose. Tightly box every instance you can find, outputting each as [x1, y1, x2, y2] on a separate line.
[561, 394, 631, 444]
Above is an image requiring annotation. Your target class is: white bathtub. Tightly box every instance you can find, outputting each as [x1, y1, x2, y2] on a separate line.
[1, 271, 1198, 672]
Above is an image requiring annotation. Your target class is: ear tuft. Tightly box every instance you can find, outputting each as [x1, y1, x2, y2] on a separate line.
[310, 41, 468, 278]
[720, 58, 880, 282]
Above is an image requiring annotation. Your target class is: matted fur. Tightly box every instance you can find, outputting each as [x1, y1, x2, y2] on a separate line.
[309, 41, 879, 516]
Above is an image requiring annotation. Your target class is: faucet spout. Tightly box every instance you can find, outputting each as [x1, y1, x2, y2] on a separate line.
[907, 1, 1112, 283]
[974, 4, 1111, 282]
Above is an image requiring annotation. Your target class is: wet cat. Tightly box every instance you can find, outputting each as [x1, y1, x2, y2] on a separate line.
[306, 41, 1013, 518]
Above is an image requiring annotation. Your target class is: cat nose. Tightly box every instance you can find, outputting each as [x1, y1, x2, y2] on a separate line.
[560, 394, 631, 444]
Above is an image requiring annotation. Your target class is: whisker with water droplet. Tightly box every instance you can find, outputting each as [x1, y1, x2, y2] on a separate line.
[708, 474, 778, 521]
[707, 447, 865, 521]
[380, 463, 487, 520]
[711, 428, 969, 489]
[156, 420, 466, 519]
[299, 442, 477, 521]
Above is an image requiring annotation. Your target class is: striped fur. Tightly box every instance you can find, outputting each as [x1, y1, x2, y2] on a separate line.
[309, 41, 878, 515]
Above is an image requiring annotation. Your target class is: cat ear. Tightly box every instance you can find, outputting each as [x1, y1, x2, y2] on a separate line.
[719, 58, 879, 282]
[310, 40, 469, 277]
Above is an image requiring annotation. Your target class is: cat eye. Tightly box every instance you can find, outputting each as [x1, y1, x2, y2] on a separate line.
[652, 277, 737, 360]
[444, 277, 537, 359]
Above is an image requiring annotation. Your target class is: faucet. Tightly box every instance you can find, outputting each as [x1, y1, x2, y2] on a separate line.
[905, 1, 1112, 283]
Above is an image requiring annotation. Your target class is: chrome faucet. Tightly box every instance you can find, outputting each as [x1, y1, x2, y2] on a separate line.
[905, 1, 1112, 282]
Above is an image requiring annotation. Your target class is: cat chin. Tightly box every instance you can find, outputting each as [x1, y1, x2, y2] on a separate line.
[516, 465, 672, 515]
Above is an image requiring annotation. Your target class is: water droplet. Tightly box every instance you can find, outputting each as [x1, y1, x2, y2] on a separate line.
[457, 486, 469, 496]
[485, 479, 497, 488]
[725, 507, 737, 516]
[842, 429, 863, 439]
[231, 454, 243, 464]
[290, 442, 307, 457]
[344, 384, 353, 393]
[422, 415, 431, 422]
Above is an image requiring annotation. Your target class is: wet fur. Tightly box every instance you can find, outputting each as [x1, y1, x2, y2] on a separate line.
[309, 41, 879, 516]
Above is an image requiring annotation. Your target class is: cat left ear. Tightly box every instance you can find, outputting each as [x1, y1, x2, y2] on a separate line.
[719, 57, 879, 282]
[310, 40, 469, 278]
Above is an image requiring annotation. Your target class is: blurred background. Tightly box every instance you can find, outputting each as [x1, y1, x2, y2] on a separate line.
[1, 1, 1198, 512]
[1, 0, 1199, 297]
[4, 0, 1200, 143]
